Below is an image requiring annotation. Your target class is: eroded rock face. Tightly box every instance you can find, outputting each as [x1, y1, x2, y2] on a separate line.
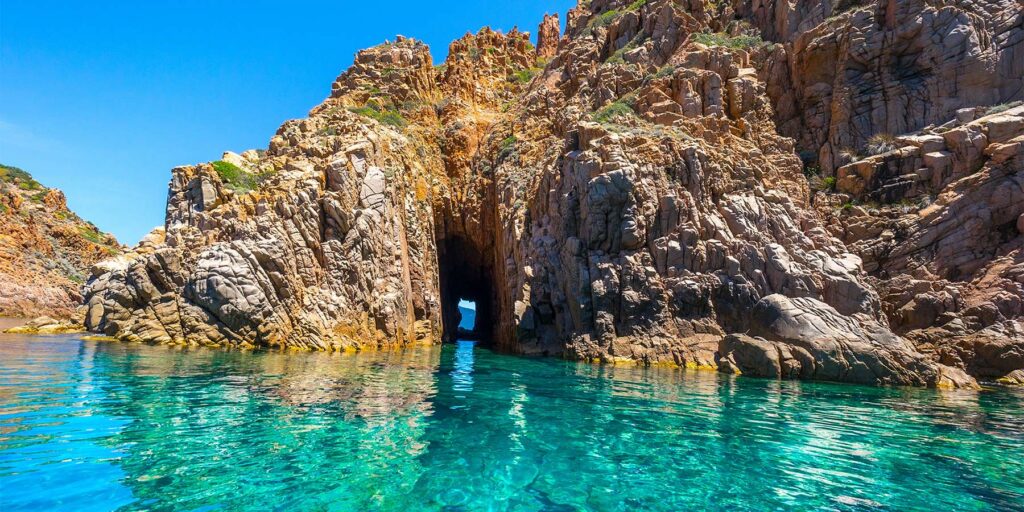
[537, 13, 562, 58]
[746, 0, 1023, 174]
[83, 0, 1022, 387]
[717, 295, 975, 387]
[818, 105, 1024, 383]
[0, 164, 121, 319]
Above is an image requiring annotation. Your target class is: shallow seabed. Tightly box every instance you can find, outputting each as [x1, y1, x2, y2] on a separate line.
[0, 335, 1021, 511]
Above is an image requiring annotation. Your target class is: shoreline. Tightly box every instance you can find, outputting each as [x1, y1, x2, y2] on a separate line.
[6, 330, 1021, 390]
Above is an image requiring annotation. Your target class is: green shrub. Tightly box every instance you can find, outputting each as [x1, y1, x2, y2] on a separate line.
[821, 176, 837, 191]
[212, 160, 263, 194]
[606, 32, 647, 65]
[653, 65, 676, 79]
[592, 97, 637, 124]
[803, 165, 821, 178]
[590, 9, 620, 29]
[498, 135, 517, 161]
[606, 47, 626, 65]
[692, 32, 764, 49]
[79, 225, 104, 244]
[349, 102, 407, 128]
[0, 164, 42, 190]
[511, 68, 538, 84]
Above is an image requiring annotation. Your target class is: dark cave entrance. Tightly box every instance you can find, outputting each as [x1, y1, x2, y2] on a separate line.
[438, 236, 497, 345]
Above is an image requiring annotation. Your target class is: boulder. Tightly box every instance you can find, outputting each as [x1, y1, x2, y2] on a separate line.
[718, 295, 977, 388]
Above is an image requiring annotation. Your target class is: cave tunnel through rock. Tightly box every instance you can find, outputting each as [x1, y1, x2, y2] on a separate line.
[457, 299, 477, 332]
[438, 235, 497, 346]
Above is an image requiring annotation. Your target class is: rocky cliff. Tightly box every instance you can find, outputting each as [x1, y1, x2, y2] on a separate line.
[0, 164, 121, 318]
[82, 0, 1022, 387]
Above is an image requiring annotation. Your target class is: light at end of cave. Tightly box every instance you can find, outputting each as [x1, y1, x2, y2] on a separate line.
[458, 300, 477, 331]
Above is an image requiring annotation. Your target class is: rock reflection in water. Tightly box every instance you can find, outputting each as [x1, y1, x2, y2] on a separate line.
[0, 335, 1022, 511]
[87, 339, 441, 510]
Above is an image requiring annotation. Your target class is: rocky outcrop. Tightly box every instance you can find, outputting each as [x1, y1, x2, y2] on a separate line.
[0, 164, 121, 319]
[81, 0, 1022, 387]
[4, 315, 84, 335]
[82, 32, 537, 350]
[746, 0, 1024, 174]
[716, 295, 975, 387]
[537, 13, 561, 58]
[817, 105, 1024, 383]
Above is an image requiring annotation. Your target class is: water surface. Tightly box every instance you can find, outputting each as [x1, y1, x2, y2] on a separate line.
[1, 335, 1022, 511]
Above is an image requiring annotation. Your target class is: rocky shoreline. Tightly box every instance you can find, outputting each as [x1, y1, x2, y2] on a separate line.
[70, 0, 1022, 388]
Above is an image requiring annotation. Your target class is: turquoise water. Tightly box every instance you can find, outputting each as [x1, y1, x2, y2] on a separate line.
[0, 335, 1022, 511]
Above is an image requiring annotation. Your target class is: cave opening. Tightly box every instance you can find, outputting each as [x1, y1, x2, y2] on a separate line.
[457, 299, 478, 335]
[437, 235, 497, 346]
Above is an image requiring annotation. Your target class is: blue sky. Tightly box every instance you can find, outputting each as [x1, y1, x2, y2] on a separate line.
[1, 0, 573, 244]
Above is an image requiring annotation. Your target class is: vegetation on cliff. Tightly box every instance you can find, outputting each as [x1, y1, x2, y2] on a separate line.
[1, 164, 121, 318]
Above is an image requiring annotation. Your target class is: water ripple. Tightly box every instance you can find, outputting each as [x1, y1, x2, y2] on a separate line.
[0, 334, 1021, 511]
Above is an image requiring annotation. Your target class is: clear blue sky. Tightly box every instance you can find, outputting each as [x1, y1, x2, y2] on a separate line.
[1, 0, 573, 244]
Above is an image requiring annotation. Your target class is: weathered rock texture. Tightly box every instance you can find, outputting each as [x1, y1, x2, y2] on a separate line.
[537, 13, 562, 58]
[82, 0, 1022, 387]
[818, 104, 1024, 383]
[0, 164, 121, 319]
[744, 0, 1024, 174]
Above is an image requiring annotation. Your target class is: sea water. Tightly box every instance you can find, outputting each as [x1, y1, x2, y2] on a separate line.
[0, 334, 1021, 511]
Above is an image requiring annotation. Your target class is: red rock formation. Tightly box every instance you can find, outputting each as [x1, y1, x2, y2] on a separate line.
[80, 0, 1022, 387]
[0, 164, 121, 319]
[537, 13, 561, 58]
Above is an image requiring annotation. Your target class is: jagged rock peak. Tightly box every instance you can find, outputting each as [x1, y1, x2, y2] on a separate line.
[537, 13, 561, 58]
[330, 35, 437, 105]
